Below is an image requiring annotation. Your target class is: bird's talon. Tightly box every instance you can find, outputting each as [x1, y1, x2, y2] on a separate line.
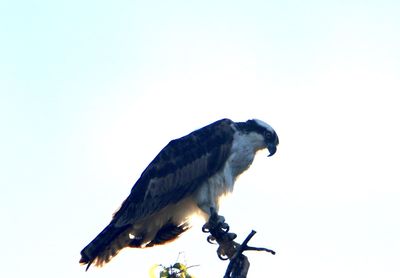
[202, 223, 210, 233]
[217, 252, 229, 261]
[207, 235, 216, 244]
[220, 223, 230, 233]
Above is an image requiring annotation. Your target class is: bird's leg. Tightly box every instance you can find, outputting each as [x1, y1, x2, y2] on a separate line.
[202, 207, 229, 235]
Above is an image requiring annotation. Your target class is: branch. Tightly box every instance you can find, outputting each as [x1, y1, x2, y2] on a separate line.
[202, 212, 275, 278]
[224, 230, 275, 278]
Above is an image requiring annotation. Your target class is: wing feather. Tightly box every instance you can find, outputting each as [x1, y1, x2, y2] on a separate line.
[113, 118, 234, 227]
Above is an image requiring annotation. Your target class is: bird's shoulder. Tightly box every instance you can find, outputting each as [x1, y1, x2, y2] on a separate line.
[150, 118, 235, 170]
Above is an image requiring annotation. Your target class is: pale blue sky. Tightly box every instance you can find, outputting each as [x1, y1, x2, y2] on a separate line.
[1, 1, 400, 277]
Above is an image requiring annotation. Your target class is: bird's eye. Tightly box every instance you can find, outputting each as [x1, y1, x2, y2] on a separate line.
[264, 131, 272, 139]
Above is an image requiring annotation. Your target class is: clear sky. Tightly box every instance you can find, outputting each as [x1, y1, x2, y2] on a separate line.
[1, 0, 400, 277]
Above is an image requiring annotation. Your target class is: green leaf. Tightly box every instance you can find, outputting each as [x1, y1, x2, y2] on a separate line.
[173, 263, 187, 272]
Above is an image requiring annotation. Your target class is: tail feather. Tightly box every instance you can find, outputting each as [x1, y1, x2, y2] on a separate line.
[79, 223, 130, 270]
[80, 221, 191, 270]
[145, 221, 190, 247]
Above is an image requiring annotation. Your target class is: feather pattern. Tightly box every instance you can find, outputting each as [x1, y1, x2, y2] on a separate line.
[80, 118, 235, 268]
[112, 118, 235, 226]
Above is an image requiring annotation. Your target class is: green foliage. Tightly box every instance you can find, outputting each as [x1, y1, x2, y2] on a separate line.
[149, 254, 197, 278]
[160, 262, 192, 278]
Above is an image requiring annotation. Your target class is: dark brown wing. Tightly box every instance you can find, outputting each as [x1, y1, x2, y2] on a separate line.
[112, 118, 235, 227]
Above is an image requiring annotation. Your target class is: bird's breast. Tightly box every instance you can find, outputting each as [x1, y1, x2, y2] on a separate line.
[192, 162, 235, 214]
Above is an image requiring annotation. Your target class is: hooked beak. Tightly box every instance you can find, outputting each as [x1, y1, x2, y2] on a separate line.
[267, 133, 279, 157]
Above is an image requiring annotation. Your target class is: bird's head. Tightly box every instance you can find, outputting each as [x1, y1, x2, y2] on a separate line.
[237, 119, 279, 156]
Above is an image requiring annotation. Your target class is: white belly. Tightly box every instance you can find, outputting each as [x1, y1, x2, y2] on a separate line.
[193, 162, 235, 215]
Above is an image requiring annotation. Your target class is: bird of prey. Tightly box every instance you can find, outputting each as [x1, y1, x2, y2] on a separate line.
[79, 118, 279, 270]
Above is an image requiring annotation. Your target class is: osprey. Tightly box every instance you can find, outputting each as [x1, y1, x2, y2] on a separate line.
[80, 118, 279, 269]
